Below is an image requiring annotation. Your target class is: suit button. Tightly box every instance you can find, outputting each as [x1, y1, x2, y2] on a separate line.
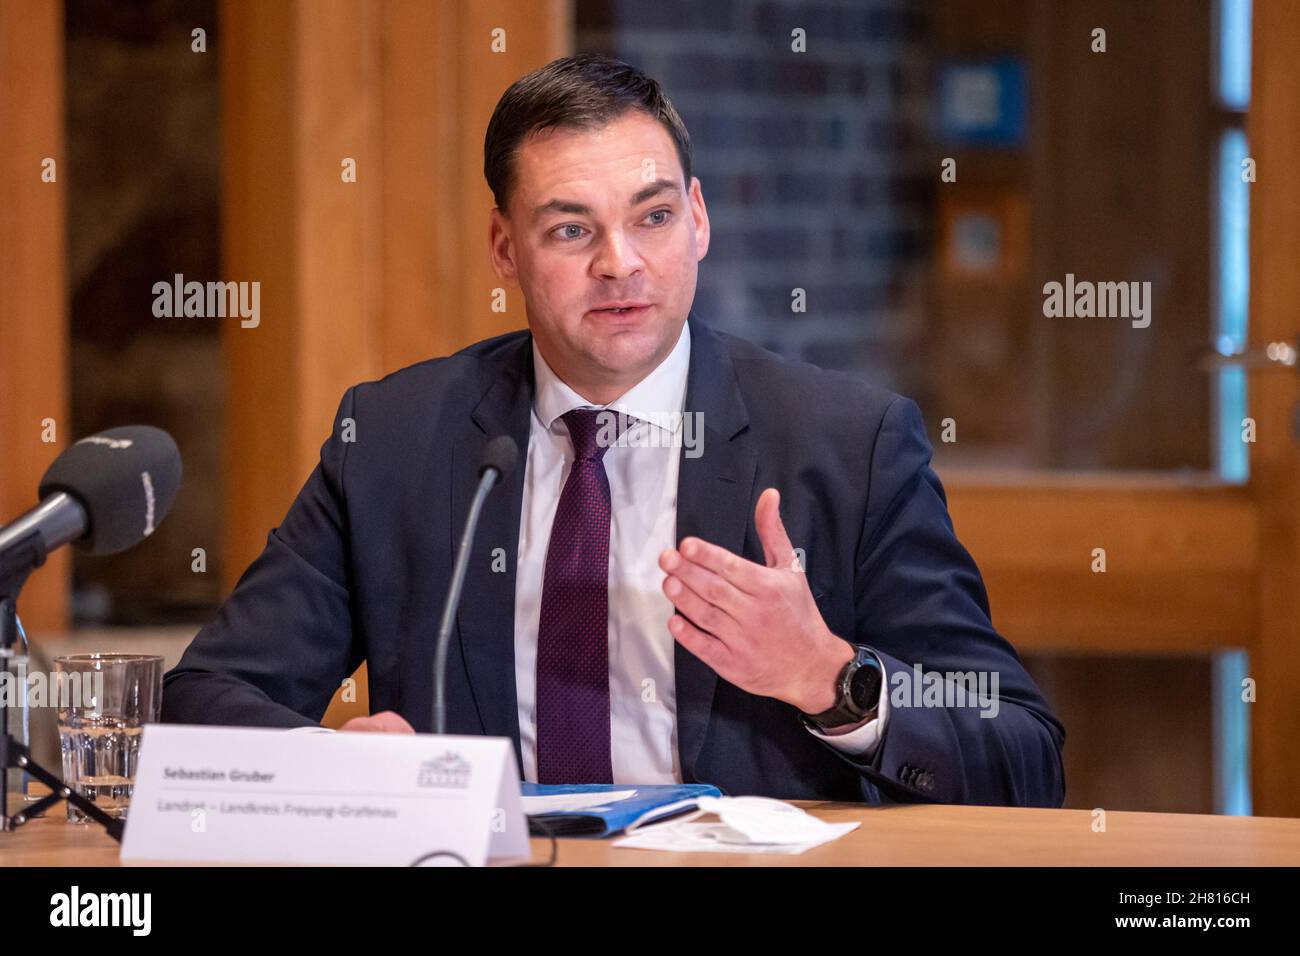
[918, 772, 935, 792]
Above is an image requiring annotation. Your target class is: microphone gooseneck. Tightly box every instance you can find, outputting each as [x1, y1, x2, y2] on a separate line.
[432, 435, 519, 735]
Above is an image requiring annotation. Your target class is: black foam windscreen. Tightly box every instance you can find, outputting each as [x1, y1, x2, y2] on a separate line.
[38, 426, 183, 554]
[478, 434, 520, 480]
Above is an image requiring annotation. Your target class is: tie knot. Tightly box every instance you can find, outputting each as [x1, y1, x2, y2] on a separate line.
[561, 408, 623, 462]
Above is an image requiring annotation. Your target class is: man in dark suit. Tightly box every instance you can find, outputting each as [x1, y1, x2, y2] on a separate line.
[162, 54, 1065, 807]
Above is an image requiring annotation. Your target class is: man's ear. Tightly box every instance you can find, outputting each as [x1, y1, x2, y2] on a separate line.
[689, 176, 711, 260]
[488, 207, 519, 282]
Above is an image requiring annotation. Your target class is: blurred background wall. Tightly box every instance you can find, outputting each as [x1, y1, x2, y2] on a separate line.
[3, 0, 1299, 818]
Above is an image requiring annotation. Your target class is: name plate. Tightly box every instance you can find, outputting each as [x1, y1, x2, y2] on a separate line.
[120, 724, 529, 866]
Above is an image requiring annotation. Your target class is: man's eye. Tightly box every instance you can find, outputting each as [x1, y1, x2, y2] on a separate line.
[552, 224, 587, 242]
[645, 209, 672, 226]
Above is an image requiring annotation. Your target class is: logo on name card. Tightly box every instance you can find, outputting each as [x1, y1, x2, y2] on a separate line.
[417, 752, 472, 789]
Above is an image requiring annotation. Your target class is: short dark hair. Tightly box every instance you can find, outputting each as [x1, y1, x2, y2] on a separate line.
[483, 53, 693, 215]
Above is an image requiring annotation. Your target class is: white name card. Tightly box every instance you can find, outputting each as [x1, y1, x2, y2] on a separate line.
[119, 724, 529, 867]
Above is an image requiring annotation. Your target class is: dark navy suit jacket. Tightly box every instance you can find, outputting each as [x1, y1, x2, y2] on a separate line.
[162, 312, 1066, 807]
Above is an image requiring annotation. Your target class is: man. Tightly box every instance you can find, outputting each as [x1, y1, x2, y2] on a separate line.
[162, 53, 1065, 806]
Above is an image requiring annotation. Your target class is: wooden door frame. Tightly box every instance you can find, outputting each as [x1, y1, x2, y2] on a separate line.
[946, 0, 1300, 818]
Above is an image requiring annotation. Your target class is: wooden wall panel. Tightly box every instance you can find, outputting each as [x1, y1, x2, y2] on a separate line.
[0, 0, 69, 633]
[221, 0, 302, 582]
[1246, 0, 1300, 819]
[947, 478, 1258, 653]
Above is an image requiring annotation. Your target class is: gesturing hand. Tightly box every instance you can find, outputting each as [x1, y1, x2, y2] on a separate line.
[659, 487, 855, 716]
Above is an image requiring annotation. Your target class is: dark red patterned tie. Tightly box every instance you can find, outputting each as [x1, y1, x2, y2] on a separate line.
[535, 408, 620, 784]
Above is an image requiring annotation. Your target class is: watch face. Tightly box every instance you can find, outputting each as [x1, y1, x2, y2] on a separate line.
[848, 657, 882, 711]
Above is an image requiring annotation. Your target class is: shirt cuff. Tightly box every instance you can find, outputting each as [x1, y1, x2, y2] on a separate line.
[803, 646, 889, 758]
[285, 726, 336, 733]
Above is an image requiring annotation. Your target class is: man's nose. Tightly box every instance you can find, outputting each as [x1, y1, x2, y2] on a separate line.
[590, 229, 644, 280]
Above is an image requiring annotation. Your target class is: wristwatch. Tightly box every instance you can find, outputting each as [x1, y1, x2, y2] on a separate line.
[800, 644, 883, 731]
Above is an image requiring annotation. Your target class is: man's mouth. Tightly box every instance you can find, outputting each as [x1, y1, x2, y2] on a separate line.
[588, 303, 651, 316]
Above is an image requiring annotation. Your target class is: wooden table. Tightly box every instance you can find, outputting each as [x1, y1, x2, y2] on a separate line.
[5, 801, 1300, 866]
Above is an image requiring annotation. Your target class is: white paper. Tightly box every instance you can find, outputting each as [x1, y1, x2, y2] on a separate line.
[522, 789, 637, 814]
[615, 796, 859, 854]
[614, 820, 859, 854]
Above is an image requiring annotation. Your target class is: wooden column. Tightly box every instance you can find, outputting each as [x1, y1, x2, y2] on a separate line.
[1248, 0, 1300, 819]
[221, 0, 569, 723]
[0, 0, 69, 634]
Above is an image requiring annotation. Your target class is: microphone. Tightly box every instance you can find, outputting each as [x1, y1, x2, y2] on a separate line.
[0, 425, 180, 842]
[432, 435, 519, 735]
[0, 426, 182, 581]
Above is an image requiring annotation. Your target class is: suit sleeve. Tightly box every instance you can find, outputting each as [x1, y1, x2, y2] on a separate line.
[814, 395, 1067, 807]
[160, 388, 361, 729]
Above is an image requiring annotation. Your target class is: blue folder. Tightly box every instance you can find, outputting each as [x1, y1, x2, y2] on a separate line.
[521, 782, 724, 838]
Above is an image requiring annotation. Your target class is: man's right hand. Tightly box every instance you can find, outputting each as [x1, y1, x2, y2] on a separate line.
[338, 710, 415, 733]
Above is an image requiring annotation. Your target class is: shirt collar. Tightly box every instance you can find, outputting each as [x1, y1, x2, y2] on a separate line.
[531, 319, 692, 436]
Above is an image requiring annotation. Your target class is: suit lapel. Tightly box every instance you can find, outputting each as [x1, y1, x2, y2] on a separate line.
[673, 312, 757, 782]
[451, 339, 534, 774]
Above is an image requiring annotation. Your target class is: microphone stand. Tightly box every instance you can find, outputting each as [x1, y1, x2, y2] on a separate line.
[415, 453, 561, 865]
[432, 464, 501, 736]
[1, 527, 124, 841]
